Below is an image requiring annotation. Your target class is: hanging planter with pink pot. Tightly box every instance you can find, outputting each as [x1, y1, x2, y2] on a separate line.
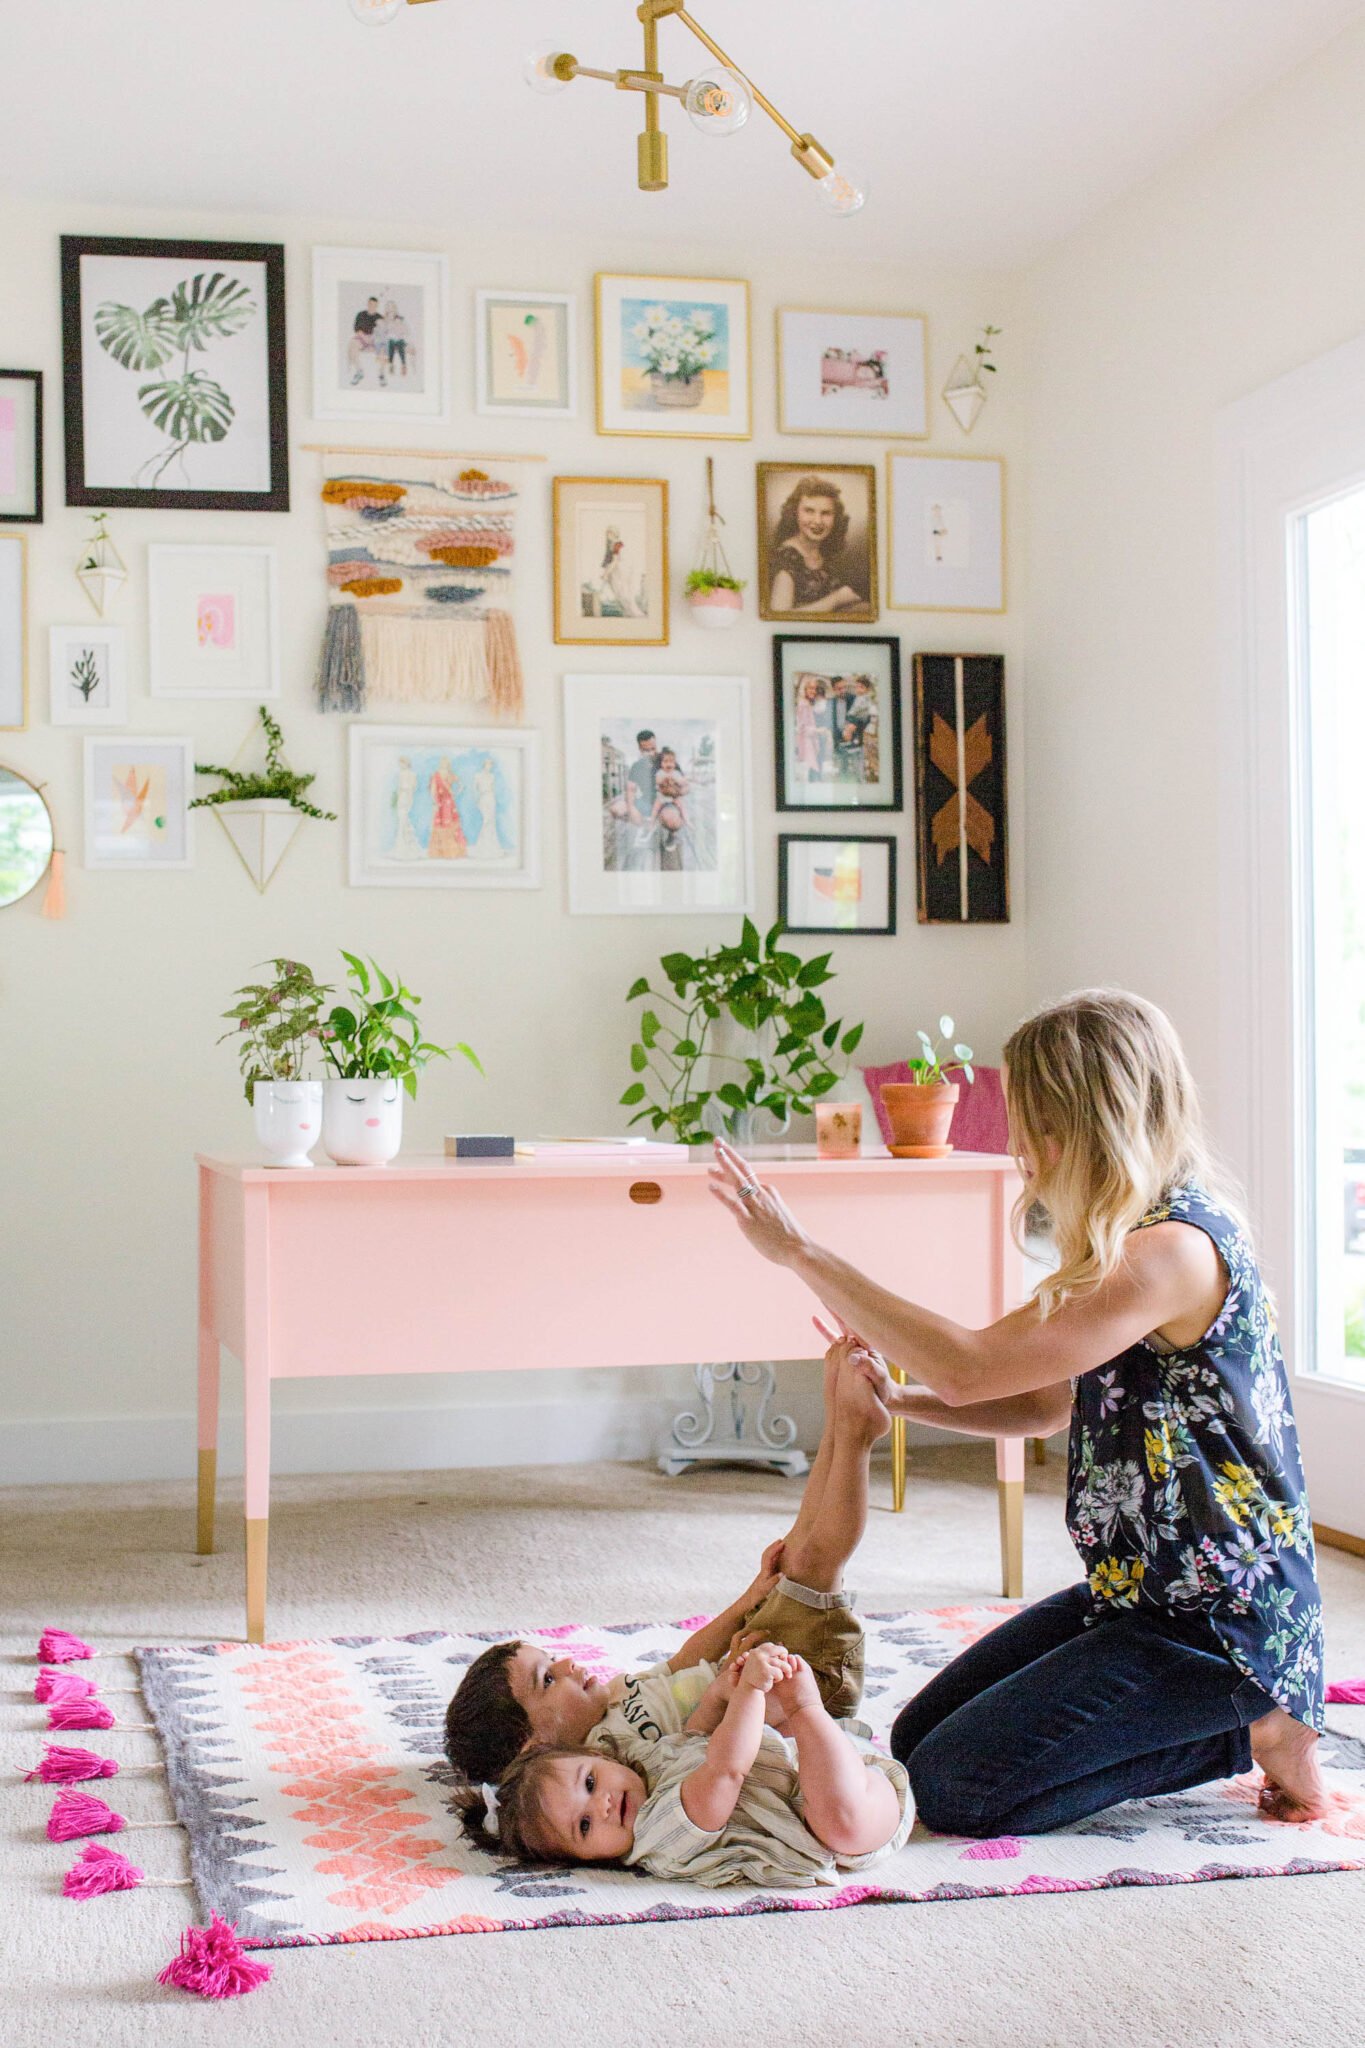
[685, 456, 746, 629]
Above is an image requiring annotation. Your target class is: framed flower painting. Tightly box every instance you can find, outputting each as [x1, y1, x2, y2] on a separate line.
[595, 274, 750, 439]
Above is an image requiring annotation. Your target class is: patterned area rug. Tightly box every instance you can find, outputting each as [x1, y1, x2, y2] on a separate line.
[133, 1608, 1365, 1949]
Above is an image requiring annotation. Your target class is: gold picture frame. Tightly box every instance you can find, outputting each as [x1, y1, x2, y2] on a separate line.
[0, 533, 28, 731]
[776, 306, 929, 440]
[756, 461, 878, 625]
[594, 273, 752, 440]
[553, 475, 670, 646]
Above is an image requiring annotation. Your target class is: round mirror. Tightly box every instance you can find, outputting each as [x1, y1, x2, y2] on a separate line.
[0, 763, 54, 908]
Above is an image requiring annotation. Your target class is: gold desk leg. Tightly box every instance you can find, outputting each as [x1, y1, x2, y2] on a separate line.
[196, 1448, 218, 1556]
[246, 1519, 269, 1645]
[997, 1478, 1024, 1599]
[890, 1365, 908, 1512]
[1032, 1436, 1048, 1467]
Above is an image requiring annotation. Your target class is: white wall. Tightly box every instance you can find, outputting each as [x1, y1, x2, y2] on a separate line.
[0, 199, 1027, 1483]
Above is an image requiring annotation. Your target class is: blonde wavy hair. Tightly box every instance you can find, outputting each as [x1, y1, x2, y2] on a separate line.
[1003, 989, 1246, 1318]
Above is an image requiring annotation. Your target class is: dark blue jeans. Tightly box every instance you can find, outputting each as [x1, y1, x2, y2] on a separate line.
[891, 1583, 1277, 1837]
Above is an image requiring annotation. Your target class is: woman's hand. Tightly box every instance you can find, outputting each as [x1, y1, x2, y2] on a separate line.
[708, 1140, 812, 1267]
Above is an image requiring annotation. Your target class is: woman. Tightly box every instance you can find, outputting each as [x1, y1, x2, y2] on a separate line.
[768, 476, 866, 617]
[468, 755, 502, 862]
[426, 756, 467, 860]
[709, 990, 1329, 1836]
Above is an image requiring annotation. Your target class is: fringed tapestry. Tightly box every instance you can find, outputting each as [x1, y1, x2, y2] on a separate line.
[912, 652, 1008, 924]
[317, 453, 525, 717]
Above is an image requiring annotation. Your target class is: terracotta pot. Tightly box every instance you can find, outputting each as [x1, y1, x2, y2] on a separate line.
[878, 1080, 958, 1155]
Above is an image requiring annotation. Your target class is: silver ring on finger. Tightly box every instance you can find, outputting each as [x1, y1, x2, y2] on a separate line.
[735, 1179, 760, 1200]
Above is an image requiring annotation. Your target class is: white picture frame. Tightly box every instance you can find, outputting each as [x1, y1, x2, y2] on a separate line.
[311, 246, 450, 423]
[147, 544, 279, 700]
[777, 307, 928, 439]
[0, 534, 26, 730]
[348, 724, 542, 889]
[49, 624, 128, 727]
[887, 453, 1005, 613]
[563, 672, 753, 916]
[595, 273, 751, 440]
[476, 289, 577, 418]
[83, 735, 193, 869]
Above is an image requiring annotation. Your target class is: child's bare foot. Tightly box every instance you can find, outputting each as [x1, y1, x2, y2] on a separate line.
[771, 1652, 824, 1724]
[1249, 1707, 1331, 1822]
[837, 1351, 891, 1441]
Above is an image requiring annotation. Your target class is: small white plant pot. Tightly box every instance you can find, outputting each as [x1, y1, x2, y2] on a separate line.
[686, 587, 743, 630]
[322, 1076, 404, 1166]
[253, 1081, 323, 1169]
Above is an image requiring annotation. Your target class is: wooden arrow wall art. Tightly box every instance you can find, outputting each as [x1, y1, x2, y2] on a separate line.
[912, 652, 1008, 923]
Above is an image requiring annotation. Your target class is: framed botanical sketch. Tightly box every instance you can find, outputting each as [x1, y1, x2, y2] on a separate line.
[595, 273, 750, 439]
[913, 652, 1008, 923]
[553, 475, 669, 646]
[888, 454, 1005, 613]
[312, 246, 449, 422]
[757, 462, 877, 623]
[477, 289, 576, 417]
[778, 833, 897, 936]
[0, 535, 25, 729]
[83, 735, 194, 870]
[348, 724, 541, 889]
[563, 672, 752, 915]
[0, 370, 43, 522]
[61, 236, 288, 512]
[49, 624, 127, 727]
[776, 309, 927, 439]
[147, 544, 279, 701]
[773, 635, 901, 812]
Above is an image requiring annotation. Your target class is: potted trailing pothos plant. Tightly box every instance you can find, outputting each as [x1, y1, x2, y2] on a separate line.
[879, 1016, 974, 1156]
[218, 958, 332, 1168]
[621, 917, 864, 1144]
[319, 951, 482, 1166]
[193, 706, 337, 893]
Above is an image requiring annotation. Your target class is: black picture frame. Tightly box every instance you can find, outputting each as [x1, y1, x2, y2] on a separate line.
[912, 651, 1009, 923]
[772, 633, 902, 813]
[0, 370, 43, 524]
[777, 832, 897, 936]
[61, 235, 289, 512]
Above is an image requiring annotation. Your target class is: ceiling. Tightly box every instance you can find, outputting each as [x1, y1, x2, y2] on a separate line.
[7, 0, 1364, 270]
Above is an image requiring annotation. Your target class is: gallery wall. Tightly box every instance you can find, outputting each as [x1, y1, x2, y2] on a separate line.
[0, 200, 1026, 1483]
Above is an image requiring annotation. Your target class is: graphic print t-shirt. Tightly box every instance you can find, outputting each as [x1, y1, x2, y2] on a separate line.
[587, 1660, 716, 1772]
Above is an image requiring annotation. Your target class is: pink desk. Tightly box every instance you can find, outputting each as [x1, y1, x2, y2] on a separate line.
[195, 1147, 1030, 1641]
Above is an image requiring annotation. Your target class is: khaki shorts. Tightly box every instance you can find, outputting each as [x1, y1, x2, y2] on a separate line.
[740, 1576, 864, 1720]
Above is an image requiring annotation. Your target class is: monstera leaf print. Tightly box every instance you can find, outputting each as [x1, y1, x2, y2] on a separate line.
[137, 370, 235, 445]
[91, 270, 258, 487]
[164, 271, 256, 352]
[92, 298, 179, 372]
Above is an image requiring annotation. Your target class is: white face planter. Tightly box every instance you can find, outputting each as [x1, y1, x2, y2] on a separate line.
[322, 1076, 404, 1166]
[253, 1081, 323, 1169]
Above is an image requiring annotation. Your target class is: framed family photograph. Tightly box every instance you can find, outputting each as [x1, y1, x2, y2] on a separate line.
[563, 673, 752, 915]
[0, 535, 25, 729]
[147, 544, 279, 700]
[773, 635, 902, 812]
[778, 834, 897, 936]
[348, 724, 541, 889]
[477, 289, 576, 417]
[757, 462, 877, 623]
[553, 475, 669, 646]
[0, 370, 43, 523]
[776, 308, 927, 439]
[913, 652, 1009, 923]
[83, 735, 193, 870]
[595, 273, 750, 439]
[312, 246, 449, 422]
[888, 453, 1005, 612]
[61, 236, 289, 511]
[49, 624, 127, 727]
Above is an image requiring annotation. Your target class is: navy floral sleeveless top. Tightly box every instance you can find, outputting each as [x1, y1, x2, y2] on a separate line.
[1066, 1185, 1325, 1731]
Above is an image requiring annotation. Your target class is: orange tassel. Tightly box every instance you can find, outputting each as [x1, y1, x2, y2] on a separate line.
[42, 849, 67, 920]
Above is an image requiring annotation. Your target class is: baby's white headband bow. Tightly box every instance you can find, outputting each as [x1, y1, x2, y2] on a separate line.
[481, 1781, 501, 1839]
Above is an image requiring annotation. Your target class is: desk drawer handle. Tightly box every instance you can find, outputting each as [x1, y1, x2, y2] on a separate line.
[629, 1181, 663, 1205]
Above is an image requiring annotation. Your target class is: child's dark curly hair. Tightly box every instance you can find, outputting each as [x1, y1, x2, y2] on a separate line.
[450, 1744, 597, 1865]
[443, 1640, 529, 1784]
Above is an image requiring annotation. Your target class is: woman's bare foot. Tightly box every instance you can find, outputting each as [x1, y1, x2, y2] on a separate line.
[1249, 1706, 1331, 1822]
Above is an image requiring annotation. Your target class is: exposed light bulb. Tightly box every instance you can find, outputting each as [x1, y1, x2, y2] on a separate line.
[523, 41, 574, 94]
[682, 68, 751, 137]
[349, 0, 402, 24]
[817, 163, 869, 216]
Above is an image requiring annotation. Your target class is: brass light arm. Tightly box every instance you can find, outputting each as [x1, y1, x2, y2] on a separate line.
[645, 0, 836, 177]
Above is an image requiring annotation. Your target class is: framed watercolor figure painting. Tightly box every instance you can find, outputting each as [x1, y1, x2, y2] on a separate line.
[312, 247, 449, 422]
[349, 725, 541, 889]
[596, 274, 750, 439]
[553, 475, 668, 646]
[477, 290, 576, 417]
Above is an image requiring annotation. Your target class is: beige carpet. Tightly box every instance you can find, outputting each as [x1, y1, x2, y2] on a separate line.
[5, 1445, 1364, 2048]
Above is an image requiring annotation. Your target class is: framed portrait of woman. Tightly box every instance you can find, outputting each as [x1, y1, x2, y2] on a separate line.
[756, 462, 878, 624]
[553, 475, 669, 645]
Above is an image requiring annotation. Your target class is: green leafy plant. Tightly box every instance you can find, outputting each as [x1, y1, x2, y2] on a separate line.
[974, 324, 1002, 378]
[191, 707, 337, 821]
[321, 952, 482, 1101]
[621, 917, 864, 1143]
[93, 270, 257, 488]
[910, 1015, 974, 1086]
[70, 649, 102, 703]
[218, 958, 332, 1104]
[685, 568, 746, 594]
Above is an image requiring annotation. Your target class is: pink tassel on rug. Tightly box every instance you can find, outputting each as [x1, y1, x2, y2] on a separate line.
[64, 1844, 144, 1898]
[25, 1745, 120, 1785]
[1326, 1679, 1365, 1705]
[35, 1670, 101, 1705]
[48, 1697, 115, 1731]
[38, 1629, 96, 1664]
[48, 1790, 126, 1841]
[158, 1915, 272, 2000]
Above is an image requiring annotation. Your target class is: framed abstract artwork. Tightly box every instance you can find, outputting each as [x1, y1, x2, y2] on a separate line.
[312, 246, 450, 422]
[61, 236, 289, 512]
[912, 652, 1009, 923]
[147, 544, 279, 700]
[0, 535, 25, 729]
[888, 453, 1004, 613]
[773, 634, 902, 813]
[757, 462, 878, 624]
[778, 833, 897, 936]
[776, 308, 927, 440]
[476, 289, 577, 417]
[595, 273, 751, 439]
[49, 623, 128, 727]
[83, 735, 194, 870]
[553, 475, 669, 646]
[0, 370, 43, 523]
[348, 724, 541, 889]
[563, 672, 752, 915]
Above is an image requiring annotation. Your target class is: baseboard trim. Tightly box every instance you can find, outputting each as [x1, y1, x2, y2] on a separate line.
[1315, 1520, 1365, 1558]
